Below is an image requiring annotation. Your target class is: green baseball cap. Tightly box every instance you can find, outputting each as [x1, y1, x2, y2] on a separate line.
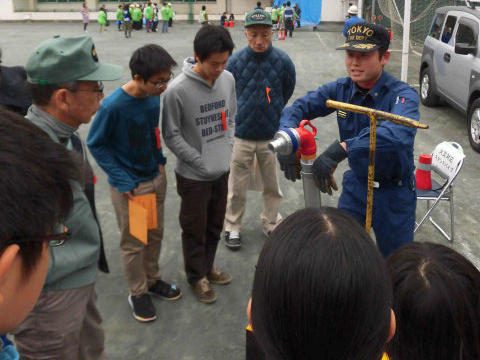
[25, 35, 123, 85]
[245, 9, 272, 28]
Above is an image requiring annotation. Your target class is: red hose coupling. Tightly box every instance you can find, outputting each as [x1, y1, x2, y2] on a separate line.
[297, 120, 317, 159]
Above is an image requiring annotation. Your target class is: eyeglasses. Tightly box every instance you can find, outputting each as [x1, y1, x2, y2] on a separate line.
[3, 224, 71, 248]
[149, 73, 174, 89]
[67, 81, 104, 94]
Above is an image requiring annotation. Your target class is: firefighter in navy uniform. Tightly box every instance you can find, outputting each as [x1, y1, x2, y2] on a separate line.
[278, 23, 419, 257]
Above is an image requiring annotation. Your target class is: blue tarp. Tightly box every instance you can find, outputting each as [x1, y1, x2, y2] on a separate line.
[272, 0, 322, 26]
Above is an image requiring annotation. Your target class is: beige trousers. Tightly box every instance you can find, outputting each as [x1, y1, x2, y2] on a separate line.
[225, 138, 283, 233]
[13, 284, 106, 360]
[110, 171, 166, 296]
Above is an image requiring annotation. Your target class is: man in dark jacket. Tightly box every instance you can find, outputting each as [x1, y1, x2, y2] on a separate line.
[224, 9, 296, 249]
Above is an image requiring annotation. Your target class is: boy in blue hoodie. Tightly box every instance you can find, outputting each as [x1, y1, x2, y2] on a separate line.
[88, 44, 181, 323]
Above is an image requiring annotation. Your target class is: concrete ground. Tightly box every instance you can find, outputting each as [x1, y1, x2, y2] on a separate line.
[1, 21, 479, 360]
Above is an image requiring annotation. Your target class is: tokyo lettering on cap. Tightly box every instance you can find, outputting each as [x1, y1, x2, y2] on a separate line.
[25, 35, 123, 85]
[337, 23, 390, 52]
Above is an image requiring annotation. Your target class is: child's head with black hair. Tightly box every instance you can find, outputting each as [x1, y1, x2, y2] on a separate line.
[387, 242, 480, 360]
[129, 43, 176, 82]
[192, 26, 234, 84]
[194, 25, 234, 62]
[0, 107, 76, 333]
[251, 207, 395, 360]
[128, 44, 176, 97]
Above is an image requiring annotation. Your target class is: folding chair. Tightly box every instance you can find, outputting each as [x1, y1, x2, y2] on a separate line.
[414, 141, 465, 242]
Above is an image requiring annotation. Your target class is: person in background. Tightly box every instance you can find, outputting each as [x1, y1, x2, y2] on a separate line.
[220, 11, 227, 26]
[255, 1, 263, 10]
[0, 49, 32, 116]
[250, 207, 395, 360]
[98, 5, 107, 33]
[343, 5, 365, 37]
[168, 2, 174, 27]
[161, 2, 169, 33]
[294, 3, 301, 27]
[386, 242, 480, 360]
[81, 2, 89, 32]
[133, 4, 142, 30]
[152, 3, 159, 32]
[14, 34, 122, 360]
[224, 9, 295, 249]
[283, 1, 295, 38]
[144, 2, 153, 33]
[162, 26, 236, 304]
[229, 13, 235, 22]
[88, 44, 181, 323]
[199, 5, 208, 26]
[123, 4, 133, 38]
[116, 4, 123, 31]
[271, 5, 279, 30]
[0, 108, 77, 360]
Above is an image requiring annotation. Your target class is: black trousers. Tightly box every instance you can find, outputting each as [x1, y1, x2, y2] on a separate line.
[285, 18, 294, 37]
[176, 172, 229, 284]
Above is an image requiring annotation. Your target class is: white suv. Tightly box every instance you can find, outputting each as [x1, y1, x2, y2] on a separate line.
[420, 5, 480, 152]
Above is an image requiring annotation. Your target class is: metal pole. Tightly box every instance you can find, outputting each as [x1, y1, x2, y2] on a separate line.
[372, 0, 376, 17]
[358, 0, 364, 18]
[401, 0, 412, 82]
[365, 113, 377, 233]
[300, 158, 322, 208]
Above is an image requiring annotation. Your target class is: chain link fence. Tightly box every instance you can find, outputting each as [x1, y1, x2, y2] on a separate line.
[362, 0, 464, 51]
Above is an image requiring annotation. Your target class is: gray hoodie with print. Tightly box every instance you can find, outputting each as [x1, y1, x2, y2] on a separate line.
[162, 57, 237, 181]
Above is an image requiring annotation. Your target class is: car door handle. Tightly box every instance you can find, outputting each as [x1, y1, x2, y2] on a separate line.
[444, 53, 451, 62]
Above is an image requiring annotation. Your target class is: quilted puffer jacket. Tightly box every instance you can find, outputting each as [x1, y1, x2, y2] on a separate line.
[226, 44, 296, 140]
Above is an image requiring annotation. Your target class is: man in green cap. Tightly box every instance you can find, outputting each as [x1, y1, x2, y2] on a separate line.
[224, 9, 296, 249]
[12, 35, 122, 360]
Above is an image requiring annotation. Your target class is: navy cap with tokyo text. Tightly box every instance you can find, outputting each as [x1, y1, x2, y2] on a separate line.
[25, 35, 122, 85]
[337, 23, 390, 52]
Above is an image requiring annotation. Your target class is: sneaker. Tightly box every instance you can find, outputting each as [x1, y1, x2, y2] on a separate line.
[207, 267, 231, 285]
[225, 231, 241, 250]
[191, 277, 216, 304]
[128, 294, 156, 323]
[148, 280, 182, 301]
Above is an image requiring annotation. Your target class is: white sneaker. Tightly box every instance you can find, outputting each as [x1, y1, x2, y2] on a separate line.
[225, 230, 241, 250]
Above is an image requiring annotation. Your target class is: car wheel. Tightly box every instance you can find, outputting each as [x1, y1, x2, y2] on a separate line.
[467, 98, 480, 152]
[420, 67, 440, 107]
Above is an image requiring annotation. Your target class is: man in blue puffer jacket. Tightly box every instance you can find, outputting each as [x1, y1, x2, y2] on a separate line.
[224, 9, 296, 249]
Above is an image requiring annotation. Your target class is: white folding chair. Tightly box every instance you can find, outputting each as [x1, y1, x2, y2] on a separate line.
[414, 142, 465, 242]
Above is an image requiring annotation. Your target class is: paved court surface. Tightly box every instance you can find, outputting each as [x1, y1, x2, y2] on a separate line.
[1, 20, 479, 360]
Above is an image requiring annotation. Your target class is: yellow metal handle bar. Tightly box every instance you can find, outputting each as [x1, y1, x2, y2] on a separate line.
[325, 99, 428, 233]
[326, 100, 429, 129]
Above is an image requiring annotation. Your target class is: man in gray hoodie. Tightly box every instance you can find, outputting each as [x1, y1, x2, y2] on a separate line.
[162, 25, 237, 304]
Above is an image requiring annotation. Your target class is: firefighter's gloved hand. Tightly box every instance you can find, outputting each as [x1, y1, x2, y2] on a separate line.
[313, 140, 347, 195]
[278, 152, 301, 182]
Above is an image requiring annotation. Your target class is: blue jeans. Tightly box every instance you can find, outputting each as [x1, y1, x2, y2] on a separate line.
[162, 20, 168, 32]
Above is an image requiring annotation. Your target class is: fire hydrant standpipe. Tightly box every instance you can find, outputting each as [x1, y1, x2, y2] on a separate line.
[268, 120, 321, 209]
[298, 120, 321, 209]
